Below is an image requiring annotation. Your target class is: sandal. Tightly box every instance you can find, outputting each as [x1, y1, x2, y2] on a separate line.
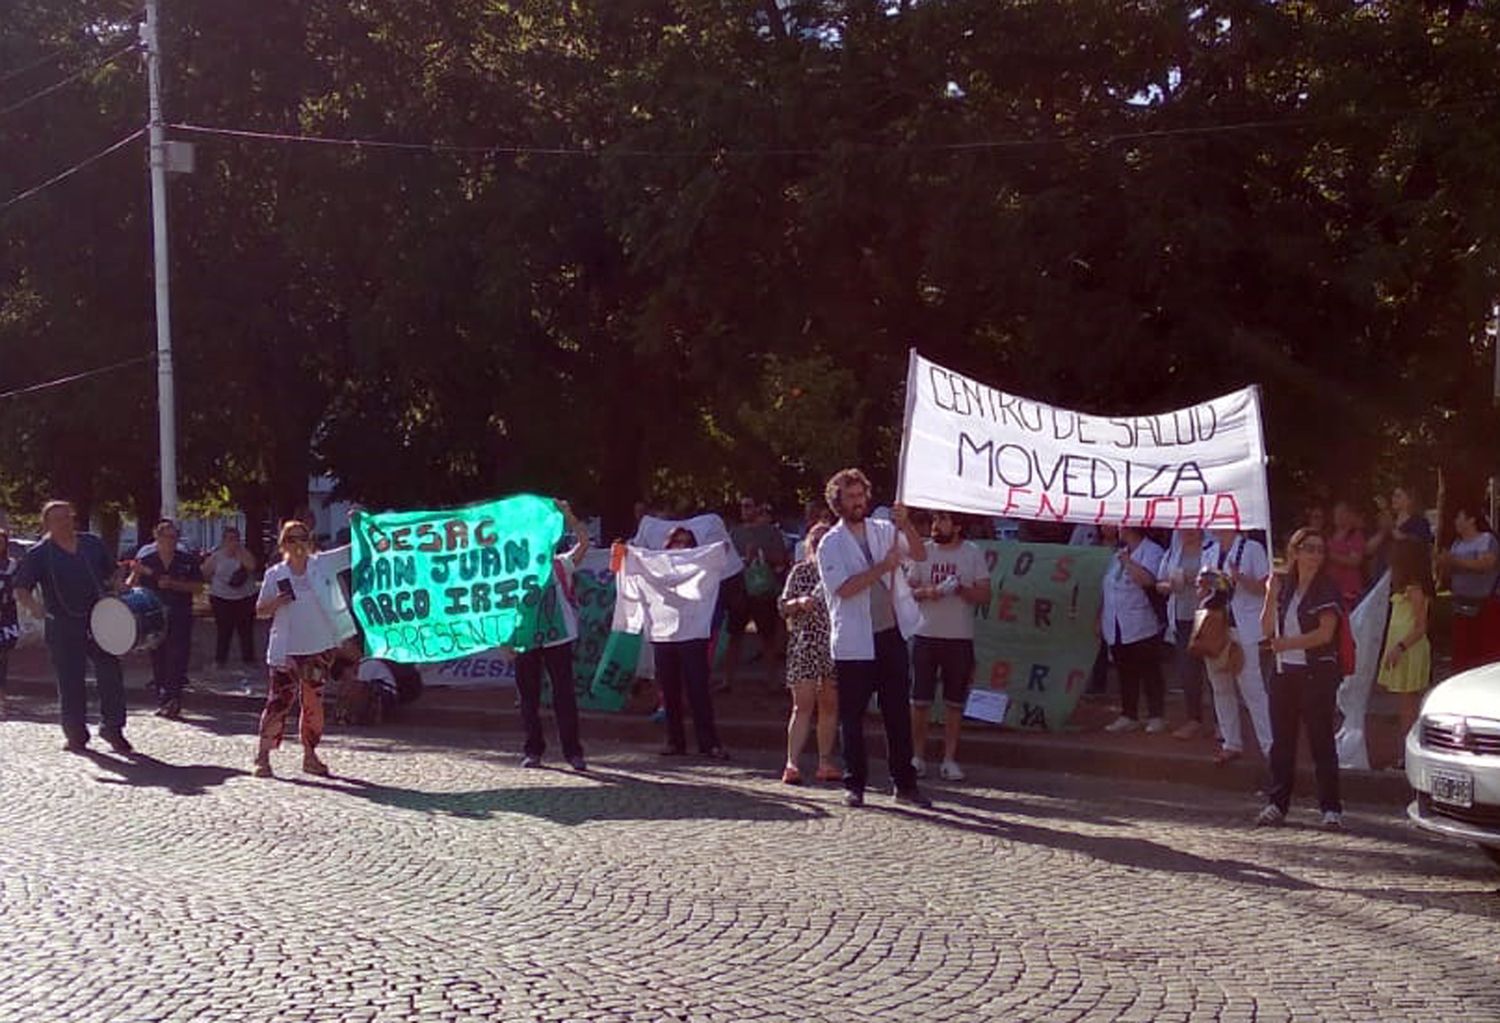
[302, 753, 331, 777]
[1212, 748, 1243, 767]
[815, 763, 842, 782]
[781, 764, 803, 785]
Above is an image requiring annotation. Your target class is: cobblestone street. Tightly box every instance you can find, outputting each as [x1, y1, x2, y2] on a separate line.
[2, 706, 1498, 1023]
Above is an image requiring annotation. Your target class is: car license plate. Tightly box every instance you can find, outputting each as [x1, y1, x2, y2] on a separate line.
[1431, 768, 1474, 809]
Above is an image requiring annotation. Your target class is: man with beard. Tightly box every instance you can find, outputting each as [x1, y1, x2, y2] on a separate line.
[906, 511, 990, 781]
[816, 468, 931, 809]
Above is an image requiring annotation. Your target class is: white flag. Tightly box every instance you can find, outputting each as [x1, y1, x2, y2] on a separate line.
[612, 541, 731, 642]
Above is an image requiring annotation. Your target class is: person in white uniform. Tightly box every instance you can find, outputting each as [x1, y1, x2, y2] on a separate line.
[1200, 528, 1274, 764]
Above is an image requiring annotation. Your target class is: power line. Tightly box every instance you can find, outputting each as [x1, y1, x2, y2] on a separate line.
[0, 43, 138, 120]
[169, 95, 1499, 160]
[0, 45, 76, 85]
[0, 12, 144, 86]
[0, 128, 145, 216]
[0, 353, 154, 402]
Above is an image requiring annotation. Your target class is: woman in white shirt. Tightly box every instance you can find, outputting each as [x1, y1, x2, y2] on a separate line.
[200, 527, 259, 670]
[252, 520, 356, 778]
[1255, 528, 1344, 828]
[1101, 527, 1167, 733]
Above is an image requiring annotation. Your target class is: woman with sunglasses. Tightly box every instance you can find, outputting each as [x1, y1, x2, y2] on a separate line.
[1255, 528, 1345, 829]
[252, 520, 357, 778]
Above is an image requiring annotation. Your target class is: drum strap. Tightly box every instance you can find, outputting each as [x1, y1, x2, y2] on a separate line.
[43, 538, 105, 622]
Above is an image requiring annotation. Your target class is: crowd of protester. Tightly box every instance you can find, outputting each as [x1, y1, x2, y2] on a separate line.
[1, 478, 1497, 826]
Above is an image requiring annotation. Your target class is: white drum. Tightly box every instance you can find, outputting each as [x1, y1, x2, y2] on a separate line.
[90, 588, 168, 656]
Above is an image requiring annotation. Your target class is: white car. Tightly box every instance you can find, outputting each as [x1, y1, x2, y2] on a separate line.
[1406, 661, 1500, 867]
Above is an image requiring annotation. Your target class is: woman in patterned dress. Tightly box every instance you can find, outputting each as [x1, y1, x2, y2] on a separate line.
[779, 522, 838, 784]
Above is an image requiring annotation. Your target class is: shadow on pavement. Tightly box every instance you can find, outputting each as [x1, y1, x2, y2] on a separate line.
[892, 802, 1319, 891]
[283, 768, 833, 828]
[86, 751, 248, 796]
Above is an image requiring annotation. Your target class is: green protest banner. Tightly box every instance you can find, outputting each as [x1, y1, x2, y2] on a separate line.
[569, 562, 616, 689]
[584, 628, 641, 711]
[970, 541, 1111, 732]
[350, 495, 563, 663]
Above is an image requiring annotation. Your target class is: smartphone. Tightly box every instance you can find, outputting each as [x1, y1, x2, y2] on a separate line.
[276, 577, 296, 601]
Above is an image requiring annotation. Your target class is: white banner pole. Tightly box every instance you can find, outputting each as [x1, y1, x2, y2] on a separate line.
[894, 347, 919, 506]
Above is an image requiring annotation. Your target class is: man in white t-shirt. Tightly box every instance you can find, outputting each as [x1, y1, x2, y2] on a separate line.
[513, 501, 591, 771]
[1200, 529, 1273, 762]
[816, 468, 931, 809]
[906, 511, 990, 782]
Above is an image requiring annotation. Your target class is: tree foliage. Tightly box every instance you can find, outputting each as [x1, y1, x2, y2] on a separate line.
[3, 0, 1499, 537]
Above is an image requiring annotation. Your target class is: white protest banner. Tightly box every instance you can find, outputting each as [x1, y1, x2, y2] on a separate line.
[897, 351, 1270, 530]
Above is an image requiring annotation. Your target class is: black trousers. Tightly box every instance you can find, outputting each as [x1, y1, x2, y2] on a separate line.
[45, 617, 125, 741]
[835, 627, 918, 795]
[655, 638, 721, 753]
[1267, 664, 1342, 814]
[513, 642, 584, 760]
[1112, 635, 1165, 720]
[150, 609, 194, 701]
[210, 595, 257, 665]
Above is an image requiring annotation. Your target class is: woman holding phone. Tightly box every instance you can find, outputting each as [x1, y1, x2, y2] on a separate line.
[201, 527, 259, 671]
[252, 519, 357, 778]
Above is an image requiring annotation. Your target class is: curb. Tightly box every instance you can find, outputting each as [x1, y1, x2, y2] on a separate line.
[4, 677, 1413, 806]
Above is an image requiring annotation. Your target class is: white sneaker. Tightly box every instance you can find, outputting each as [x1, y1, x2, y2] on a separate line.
[939, 760, 965, 782]
[1254, 804, 1285, 827]
[1103, 716, 1141, 734]
[911, 757, 927, 778]
[1144, 717, 1167, 734]
[1320, 811, 1344, 831]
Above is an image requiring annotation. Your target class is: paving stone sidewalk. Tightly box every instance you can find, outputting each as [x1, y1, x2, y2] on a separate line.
[0, 707, 1496, 1023]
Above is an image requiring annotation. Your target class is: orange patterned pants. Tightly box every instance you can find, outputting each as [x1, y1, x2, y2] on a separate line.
[257, 651, 334, 753]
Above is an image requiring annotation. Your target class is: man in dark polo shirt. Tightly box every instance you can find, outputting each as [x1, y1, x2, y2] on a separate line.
[129, 518, 203, 720]
[14, 500, 132, 753]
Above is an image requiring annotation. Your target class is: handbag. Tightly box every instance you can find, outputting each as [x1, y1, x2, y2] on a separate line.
[1190, 607, 1247, 675]
[744, 552, 777, 598]
[1188, 606, 1230, 659]
[1211, 635, 1247, 677]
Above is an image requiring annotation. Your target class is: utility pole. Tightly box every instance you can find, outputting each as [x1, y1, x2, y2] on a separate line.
[1492, 301, 1499, 528]
[142, 0, 177, 521]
